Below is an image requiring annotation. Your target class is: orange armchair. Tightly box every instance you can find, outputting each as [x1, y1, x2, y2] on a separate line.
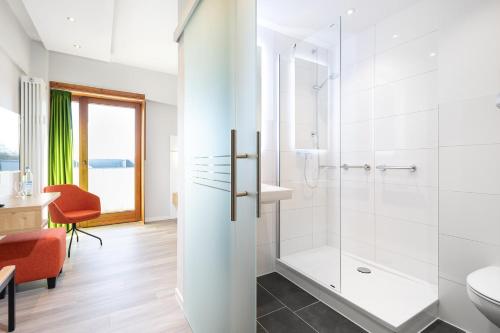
[44, 185, 103, 257]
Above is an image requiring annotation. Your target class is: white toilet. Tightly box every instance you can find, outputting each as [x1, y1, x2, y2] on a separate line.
[467, 266, 500, 328]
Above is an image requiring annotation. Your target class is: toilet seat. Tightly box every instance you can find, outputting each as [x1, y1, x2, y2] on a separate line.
[467, 266, 500, 305]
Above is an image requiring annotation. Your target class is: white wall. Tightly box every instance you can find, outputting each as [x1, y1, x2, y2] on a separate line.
[0, 1, 31, 197]
[49, 52, 177, 105]
[0, 0, 31, 74]
[145, 101, 177, 221]
[437, 0, 500, 331]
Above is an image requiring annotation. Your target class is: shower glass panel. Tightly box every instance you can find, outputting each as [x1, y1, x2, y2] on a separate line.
[339, 12, 438, 327]
[276, 3, 439, 328]
[278, 19, 342, 292]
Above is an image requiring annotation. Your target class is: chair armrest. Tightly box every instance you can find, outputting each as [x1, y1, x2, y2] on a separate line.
[0, 266, 15, 291]
[48, 202, 68, 223]
[85, 191, 101, 212]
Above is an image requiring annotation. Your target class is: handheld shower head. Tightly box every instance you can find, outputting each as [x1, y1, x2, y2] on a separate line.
[312, 73, 338, 91]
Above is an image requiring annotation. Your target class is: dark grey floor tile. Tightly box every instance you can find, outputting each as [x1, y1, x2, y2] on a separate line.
[296, 302, 367, 333]
[258, 308, 316, 333]
[422, 320, 465, 333]
[257, 273, 318, 311]
[258, 284, 284, 317]
[257, 321, 267, 333]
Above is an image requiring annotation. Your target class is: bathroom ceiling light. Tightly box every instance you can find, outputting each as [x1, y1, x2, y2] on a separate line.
[429, 52, 437, 57]
[66, 16, 75, 22]
[73, 43, 81, 49]
[346, 8, 356, 15]
[392, 34, 399, 39]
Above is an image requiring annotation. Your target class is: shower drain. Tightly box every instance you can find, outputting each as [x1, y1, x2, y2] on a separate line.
[357, 267, 372, 274]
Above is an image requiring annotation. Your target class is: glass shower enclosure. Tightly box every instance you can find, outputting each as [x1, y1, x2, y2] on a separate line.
[276, 14, 439, 330]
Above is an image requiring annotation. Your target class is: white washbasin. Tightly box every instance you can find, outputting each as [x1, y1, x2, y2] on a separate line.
[261, 184, 293, 203]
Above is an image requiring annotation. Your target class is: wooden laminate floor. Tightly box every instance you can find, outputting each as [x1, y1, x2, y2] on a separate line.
[0, 221, 192, 333]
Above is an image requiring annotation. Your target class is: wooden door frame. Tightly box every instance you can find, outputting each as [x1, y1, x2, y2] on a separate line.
[50, 81, 146, 227]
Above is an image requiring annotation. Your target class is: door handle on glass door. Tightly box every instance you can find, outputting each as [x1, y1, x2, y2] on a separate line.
[230, 129, 261, 222]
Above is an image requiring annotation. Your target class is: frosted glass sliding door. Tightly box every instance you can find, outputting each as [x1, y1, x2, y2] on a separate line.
[180, 0, 258, 331]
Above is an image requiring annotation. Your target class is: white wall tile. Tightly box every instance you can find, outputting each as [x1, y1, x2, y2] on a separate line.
[280, 235, 313, 257]
[439, 144, 500, 194]
[440, 190, 500, 246]
[340, 180, 374, 213]
[375, 32, 438, 86]
[341, 237, 375, 261]
[374, 71, 437, 119]
[280, 181, 313, 210]
[341, 209, 375, 246]
[439, 235, 500, 285]
[342, 88, 373, 124]
[439, 94, 500, 146]
[341, 120, 372, 152]
[376, 216, 437, 265]
[375, 183, 438, 226]
[280, 207, 313, 241]
[374, 110, 438, 151]
[437, 0, 500, 104]
[342, 27, 375, 66]
[375, 0, 439, 53]
[342, 58, 374, 94]
[280, 151, 305, 182]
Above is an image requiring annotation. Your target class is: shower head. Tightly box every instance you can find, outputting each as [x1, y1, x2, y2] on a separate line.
[312, 73, 338, 91]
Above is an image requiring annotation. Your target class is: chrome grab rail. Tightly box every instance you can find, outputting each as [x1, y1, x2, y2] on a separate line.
[341, 164, 371, 171]
[376, 164, 417, 172]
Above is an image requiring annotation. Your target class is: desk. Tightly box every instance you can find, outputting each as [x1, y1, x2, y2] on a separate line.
[0, 193, 60, 237]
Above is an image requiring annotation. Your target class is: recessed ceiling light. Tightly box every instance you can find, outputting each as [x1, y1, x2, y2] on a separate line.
[73, 43, 81, 49]
[66, 16, 75, 22]
[429, 52, 437, 57]
[392, 34, 399, 39]
[346, 8, 356, 15]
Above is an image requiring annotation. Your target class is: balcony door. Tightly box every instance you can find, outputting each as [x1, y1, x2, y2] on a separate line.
[70, 93, 144, 227]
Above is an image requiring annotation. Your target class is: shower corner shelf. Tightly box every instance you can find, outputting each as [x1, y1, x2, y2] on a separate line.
[261, 184, 293, 203]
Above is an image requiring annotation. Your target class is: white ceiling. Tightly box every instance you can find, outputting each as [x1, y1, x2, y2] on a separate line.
[258, 0, 421, 39]
[19, 0, 178, 74]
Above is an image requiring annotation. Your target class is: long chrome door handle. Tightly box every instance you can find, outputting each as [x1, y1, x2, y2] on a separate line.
[231, 129, 249, 221]
[256, 131, 261, 218]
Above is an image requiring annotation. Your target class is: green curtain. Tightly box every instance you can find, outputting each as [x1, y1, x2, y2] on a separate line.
[48, 89, 73, 229]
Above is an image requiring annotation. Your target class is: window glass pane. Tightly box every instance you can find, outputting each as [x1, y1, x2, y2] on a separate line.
[88, 103, 135, 213]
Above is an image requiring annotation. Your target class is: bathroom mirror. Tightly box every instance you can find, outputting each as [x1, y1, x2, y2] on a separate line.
[294, 56, 329, 150]
[0, 106, 20, 172]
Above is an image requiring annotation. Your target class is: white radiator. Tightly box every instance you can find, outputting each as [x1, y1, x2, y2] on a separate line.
[20, 76, 48, 195]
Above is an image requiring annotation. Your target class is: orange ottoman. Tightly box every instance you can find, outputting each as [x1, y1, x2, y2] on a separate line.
[0, 228, 66, 289]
